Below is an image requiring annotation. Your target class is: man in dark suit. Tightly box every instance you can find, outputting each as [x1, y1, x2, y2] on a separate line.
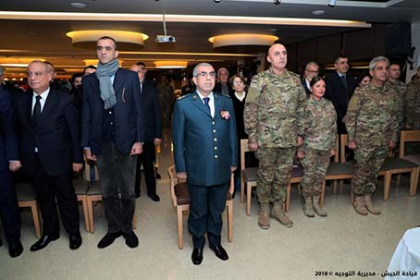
[13, 61, 83, 252]
[301, 61, 319, 98]
[130, 62, 161, 201]
[81, 36, 144, 249]
[214, 67, 234, 96]
[324, 56, 357, 134]
[173, 62, 238, 265]
[0, 80, 23, 258]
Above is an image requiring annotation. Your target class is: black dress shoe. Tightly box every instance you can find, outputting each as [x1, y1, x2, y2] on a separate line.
[209, 244, 229, 261]
[30, 234, 60, 252]
[191, 248, 203, 265]
[97, 231, 122, 249]
[135, 193, 141, 198]
[0, 238, 3, 247]
[122, 231, 139, 248]
[69, 232, 82, 250]
[148, 193, 160, 202]
[9, 241, 23, 258]
[156, 172, 162, 179]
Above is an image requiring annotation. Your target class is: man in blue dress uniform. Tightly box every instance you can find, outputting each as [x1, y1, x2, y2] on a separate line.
[172, 62, 238, 265]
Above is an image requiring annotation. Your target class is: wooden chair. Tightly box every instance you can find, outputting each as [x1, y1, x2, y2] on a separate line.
[15, 183, 41, 238]
[73, 178, 91, 232]
[168, 165, 234, 250]
[240, 139, 258, 215]
[340, 134, 418, 201]
[397, 130, 420, 195]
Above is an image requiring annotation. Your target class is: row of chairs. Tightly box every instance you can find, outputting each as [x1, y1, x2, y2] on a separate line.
[167, 166, 234, 250]
[241, 130, 420, 216]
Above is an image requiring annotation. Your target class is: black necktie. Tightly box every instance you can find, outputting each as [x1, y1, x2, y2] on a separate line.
[341, 75, 348, 91]
[32, 95, 42, 127]
[203, 97, 211, 115]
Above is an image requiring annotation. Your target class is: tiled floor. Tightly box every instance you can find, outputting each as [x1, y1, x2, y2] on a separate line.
[1, 131, 419, 280]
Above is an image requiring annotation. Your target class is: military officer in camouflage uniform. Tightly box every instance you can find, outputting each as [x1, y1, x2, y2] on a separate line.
[387, 64, 406, 128]
[346, 56, 399, 216]
[297, 76, 337, 218]
[404, 68, 420, 130]
[244, 43, 306, 229]
[404, 69, 420, 155]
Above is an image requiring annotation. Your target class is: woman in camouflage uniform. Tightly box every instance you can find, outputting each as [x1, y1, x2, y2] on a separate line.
[297, 76, 337, 217]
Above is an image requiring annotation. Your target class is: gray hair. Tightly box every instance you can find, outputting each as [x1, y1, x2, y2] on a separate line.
[369, 56, 389, 71]
[305, 61, 319, 70]
[192, 63, 214, 77]
[29, 60, 53, 73]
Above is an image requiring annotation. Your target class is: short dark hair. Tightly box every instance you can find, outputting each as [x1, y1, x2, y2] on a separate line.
[334, 55, 348, 64]
[83, 65, 97, 74]
[71, 72, 84, 84]
[136, 62, 146, 67]
[97, 36, 117, 50]
[309, 75, 324, 88]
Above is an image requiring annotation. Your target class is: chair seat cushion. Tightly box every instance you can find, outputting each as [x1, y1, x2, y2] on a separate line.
[327, 162, 354, 175]
[175, 183, 190, 205]
[381, 157, 418, 171]
[401, 155, 420, 166]
[86, 181, 102, 195]
[73, 179, 90, 195]
[292, 165, 303, 178]
[174, 182, 233, 205]
[15, 183, 36, 201]
[242, 167, 258, 182]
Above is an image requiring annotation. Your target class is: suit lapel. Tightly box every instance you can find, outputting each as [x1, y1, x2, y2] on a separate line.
[37, 90, 57, 125]
[191, 92, 212, 118]
[113, 69, 126, 94]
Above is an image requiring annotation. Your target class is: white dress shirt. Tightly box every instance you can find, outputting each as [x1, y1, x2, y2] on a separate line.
[32, 88, 50, 114]
[196, 91, 215, 118]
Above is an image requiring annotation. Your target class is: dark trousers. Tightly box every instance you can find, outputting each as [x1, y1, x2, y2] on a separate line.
[135, 142, 157, 196]
[188, 182, 228, 249]
[31, 155, 80, 236]
[96, 142, 136, 233]
[0, 170, 21, 243]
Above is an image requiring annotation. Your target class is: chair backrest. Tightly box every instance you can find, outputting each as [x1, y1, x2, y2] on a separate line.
[168, 165, 178, 207]
[168, 165, 235, 204]
[240, 139, 250, 172]
[340, 134, 349, 163]
[83, 156, 100, 182]
[399, 130, 420, 157]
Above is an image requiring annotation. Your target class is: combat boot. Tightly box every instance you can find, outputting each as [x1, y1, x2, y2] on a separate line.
[303, 196, 315, 218]
[312, 196, 327, 217]
[364, 195, 381, 215]
[258, 204, 270, 229]
[271, 203, 293, 227]
[353, 195, 368, 215]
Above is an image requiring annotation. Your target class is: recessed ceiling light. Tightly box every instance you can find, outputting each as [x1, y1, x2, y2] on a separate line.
[312, 10, 325, 16]
[70, 2, 86, 9]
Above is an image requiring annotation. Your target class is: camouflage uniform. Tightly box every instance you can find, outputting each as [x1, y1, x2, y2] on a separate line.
[157, 83, 174, 128]
[297, 96, 337, 197]
[403, 78, 420, 155]
[244, 67, 306, 205]
[404, 78, 420, 130]
[346, 82, 399, 195]
[387, 79, 406, 128]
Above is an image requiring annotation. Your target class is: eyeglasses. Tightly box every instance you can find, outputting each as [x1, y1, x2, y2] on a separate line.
[306, 69, 319, 74]
[195, 71, 217, 78]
